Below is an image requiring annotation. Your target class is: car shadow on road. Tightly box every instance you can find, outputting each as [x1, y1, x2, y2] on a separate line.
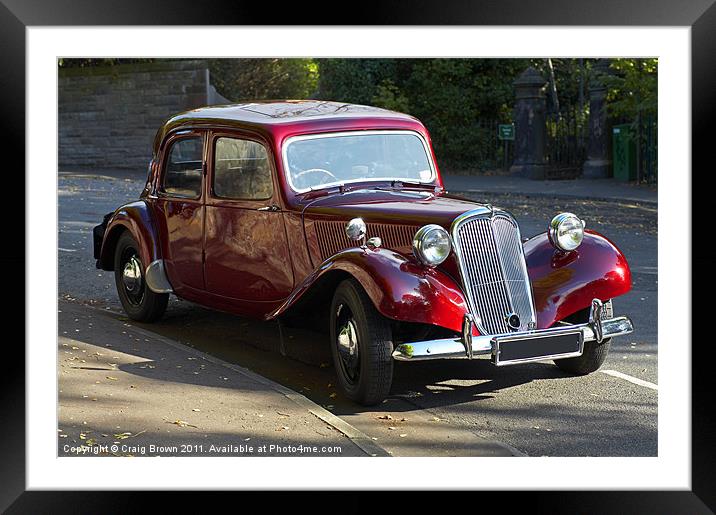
[392, 359, 570, 401]
[80, 303, 583, 416]
[124, 305, 577, 411]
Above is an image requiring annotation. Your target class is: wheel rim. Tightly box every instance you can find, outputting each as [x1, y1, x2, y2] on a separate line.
[335, 303, 360, 384]
[121, 250, 144, 306]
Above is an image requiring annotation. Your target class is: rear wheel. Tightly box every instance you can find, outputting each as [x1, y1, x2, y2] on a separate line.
[554, 301, 612, 375]
[113, 231, 168, 322]
[330, 279, 393, 406]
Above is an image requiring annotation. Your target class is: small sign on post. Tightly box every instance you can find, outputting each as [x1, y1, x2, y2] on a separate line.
[498, 123, 515, 170]
[498, 123, 515, 141]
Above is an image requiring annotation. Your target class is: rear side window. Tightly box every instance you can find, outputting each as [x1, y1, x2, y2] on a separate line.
[162, 137, 203, 198]
[213, 137, 273, 200]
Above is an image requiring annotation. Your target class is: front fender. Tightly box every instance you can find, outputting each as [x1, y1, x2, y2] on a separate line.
[98, 200, 161, 271]
[525, 230, 632, 328]
[271, 247, 469, 334]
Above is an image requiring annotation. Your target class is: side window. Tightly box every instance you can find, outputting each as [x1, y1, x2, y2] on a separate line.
[162, 137, 203, 198]
[213, 137, 273, 200]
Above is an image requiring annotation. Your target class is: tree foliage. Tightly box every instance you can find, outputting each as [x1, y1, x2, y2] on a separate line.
[208, 58, 318, 101]
[605, 58, 658, 121]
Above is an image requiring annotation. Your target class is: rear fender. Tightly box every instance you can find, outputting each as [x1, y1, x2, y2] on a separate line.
[270, 247, 469, 334]
[98, 200, 161, 271]
[524, 230, 632, 328]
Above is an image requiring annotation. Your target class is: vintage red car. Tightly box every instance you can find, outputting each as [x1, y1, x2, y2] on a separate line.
[94, 100, 634, 405]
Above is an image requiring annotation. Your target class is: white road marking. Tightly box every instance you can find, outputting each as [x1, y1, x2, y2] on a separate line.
[59, 248, 78, 252]
[601, 369, 658, 391]
[632, 266, 658, 275]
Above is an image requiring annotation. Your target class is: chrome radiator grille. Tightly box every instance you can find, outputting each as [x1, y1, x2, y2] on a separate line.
[453, 213, 536, 335]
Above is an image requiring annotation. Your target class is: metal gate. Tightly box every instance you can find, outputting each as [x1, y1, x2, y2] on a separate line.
[544, 109, 587, 179]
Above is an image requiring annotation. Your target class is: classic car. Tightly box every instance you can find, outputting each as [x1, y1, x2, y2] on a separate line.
[93, 100, 634, 405]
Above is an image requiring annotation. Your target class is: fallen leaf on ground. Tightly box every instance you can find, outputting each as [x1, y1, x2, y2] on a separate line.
[169, 420, 197, 428]
[377, 415, 393, 420]
[106, 376, 118, 381]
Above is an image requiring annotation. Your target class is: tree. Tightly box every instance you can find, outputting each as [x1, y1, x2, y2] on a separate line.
[605, 58, 658, 121]
[208, 58, 319, 101]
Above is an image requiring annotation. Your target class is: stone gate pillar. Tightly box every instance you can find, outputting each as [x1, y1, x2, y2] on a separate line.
[582, 59, 611, 178]
[509, 67, 547, 179]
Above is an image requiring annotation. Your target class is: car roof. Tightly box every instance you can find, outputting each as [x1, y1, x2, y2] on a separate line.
[153, 100, 424, 154]
[171, 100, 416, 124]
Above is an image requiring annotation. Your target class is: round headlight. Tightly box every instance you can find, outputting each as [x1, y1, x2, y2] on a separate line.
[413, 224, 452, 266]
[548, 213, 585, 251]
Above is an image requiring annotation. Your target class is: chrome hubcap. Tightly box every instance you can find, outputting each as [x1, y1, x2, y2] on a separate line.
[337, 320, 359, 358]
[122, 256, 142, 293]
[336, 304, 360, 383]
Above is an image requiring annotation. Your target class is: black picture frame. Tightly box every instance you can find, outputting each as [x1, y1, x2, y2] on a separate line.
[4, 1, 712, 512]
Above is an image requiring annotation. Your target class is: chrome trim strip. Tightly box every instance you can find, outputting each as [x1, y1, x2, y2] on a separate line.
[145, 259, 173, 293]
[391, 314, 634, 362]
[281, 130, 438, 194]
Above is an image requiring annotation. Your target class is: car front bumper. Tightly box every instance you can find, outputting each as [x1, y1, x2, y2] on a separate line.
[392, 298, 634, 365]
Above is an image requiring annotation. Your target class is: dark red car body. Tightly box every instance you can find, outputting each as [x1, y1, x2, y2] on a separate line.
[95, 101, 632, 339]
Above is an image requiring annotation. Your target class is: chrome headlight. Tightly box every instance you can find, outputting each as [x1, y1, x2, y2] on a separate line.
[413, 224, 452, 266]
[548, 212, 585, 251]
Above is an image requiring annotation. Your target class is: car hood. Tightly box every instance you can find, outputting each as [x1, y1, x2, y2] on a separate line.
[301, 188, 488, 229]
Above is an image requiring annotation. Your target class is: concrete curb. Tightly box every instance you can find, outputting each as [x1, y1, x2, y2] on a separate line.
[82, 303, 390, 457]
[449, 188, 658, 207]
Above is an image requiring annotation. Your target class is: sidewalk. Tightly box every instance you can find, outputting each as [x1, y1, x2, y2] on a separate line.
[58, 300, 385, 457]
[59, 168, 658, 206]
[443, 174, 657, 205]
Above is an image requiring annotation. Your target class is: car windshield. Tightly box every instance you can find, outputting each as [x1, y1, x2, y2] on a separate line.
[283, 131, 435, 192]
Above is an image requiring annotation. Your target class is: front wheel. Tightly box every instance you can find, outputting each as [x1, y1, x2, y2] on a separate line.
[113, 231, 168, 322]
[554, 301, 612, 375]
[330, 279, 394, 406]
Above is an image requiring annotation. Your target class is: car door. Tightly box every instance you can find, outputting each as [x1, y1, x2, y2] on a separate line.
[153, 129, 206, 292]
[204, 130, 294, 301]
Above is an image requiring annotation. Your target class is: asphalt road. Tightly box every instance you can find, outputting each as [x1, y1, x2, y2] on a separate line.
[59, 172, 658, 457]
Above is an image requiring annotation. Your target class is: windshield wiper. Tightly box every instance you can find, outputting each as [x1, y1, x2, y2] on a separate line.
[388, 180, 440, 191]
[301, 183, 349, 200]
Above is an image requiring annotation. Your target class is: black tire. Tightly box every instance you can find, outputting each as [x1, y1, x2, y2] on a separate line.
[554, 338, 611, 375]
[553, 302, 611, 375]
[330, 279, 394, 406]
[113, 231, 168, 322]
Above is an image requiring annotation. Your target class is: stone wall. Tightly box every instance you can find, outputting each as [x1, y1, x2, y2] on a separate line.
[59, 60, 228, 171]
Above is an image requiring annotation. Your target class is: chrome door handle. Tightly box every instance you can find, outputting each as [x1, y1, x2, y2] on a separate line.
[257, 205, 280, 212]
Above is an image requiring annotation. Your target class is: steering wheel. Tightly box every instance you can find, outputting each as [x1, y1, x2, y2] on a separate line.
[293, 168, 338, 187]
